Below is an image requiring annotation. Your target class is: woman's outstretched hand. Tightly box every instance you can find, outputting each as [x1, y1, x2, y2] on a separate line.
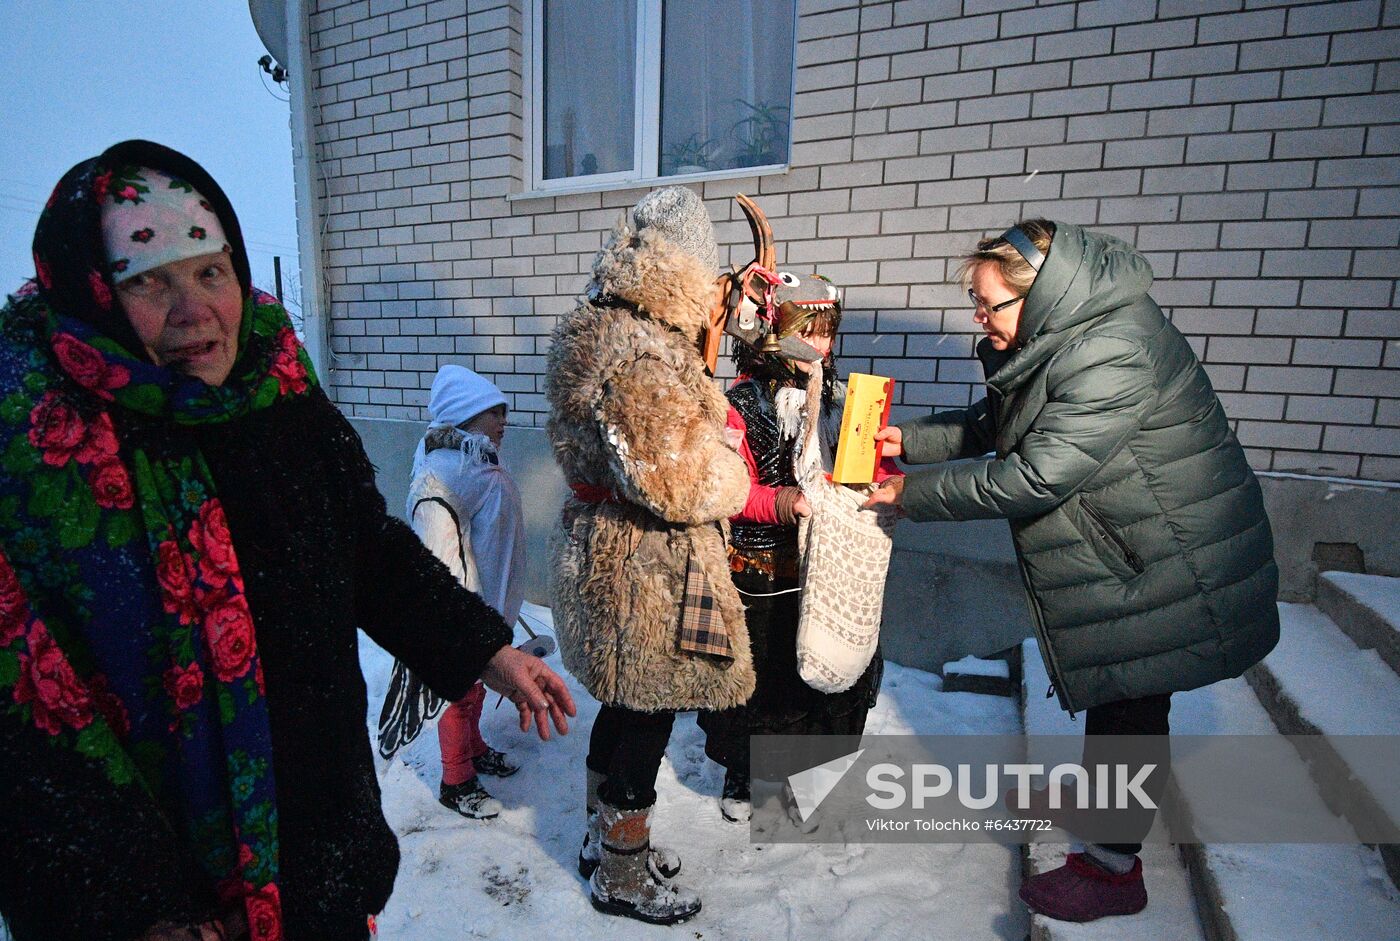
[481, 645, 577, 740]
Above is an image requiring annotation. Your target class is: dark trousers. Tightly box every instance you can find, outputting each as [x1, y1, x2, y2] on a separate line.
[586, 704, 676, 810]
[1081, 693, 1172, 855]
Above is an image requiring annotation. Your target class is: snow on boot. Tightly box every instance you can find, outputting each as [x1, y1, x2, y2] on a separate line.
[720, 767, 751, 823]
[579, 768, 680, 879]
[439, 776, 502, 820]
[474, 745, 520, 778]
[1019, 852, 1147, 922]
[589, 802, 701, 926]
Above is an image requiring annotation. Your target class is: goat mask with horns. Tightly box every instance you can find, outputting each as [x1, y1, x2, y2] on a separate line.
[700, 194, 827, 375]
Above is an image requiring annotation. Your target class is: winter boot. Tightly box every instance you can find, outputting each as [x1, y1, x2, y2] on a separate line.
[473, 745, 520, 778]
[1019, 852, 1147, 922]
[579, 769, 680, 879]
[589, 801, 702, 925]
[720, 767, 751, 823]
[438, 776, 502, 820]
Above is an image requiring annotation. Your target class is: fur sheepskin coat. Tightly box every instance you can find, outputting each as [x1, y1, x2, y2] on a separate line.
[546, 223, 755, 712]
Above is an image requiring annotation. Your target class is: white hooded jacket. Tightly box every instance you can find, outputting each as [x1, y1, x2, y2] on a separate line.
[406, 429, 526, 626]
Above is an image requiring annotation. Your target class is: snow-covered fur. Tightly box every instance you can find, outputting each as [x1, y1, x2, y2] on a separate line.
[546, 222, 754, 711]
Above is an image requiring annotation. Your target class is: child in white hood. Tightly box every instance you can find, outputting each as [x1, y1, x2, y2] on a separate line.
[393, 365, 528, 818]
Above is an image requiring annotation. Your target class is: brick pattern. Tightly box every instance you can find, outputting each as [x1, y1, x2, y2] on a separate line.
[309, 0, 1400, 482]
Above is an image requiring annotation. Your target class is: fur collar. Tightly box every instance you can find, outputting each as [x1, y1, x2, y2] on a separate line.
[588, 220, 718, 339]
[424, 426, 497, 462]
[409, 427, 498, 486]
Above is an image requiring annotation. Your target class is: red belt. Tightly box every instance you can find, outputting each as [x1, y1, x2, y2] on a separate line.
[569, 482, 625, 504]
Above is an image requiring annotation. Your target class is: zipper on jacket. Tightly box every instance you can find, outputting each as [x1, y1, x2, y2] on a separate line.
[1044, 682, 1077, 721]
[1012, 544, 1075, 714]
[1080, 500, 1146, 574]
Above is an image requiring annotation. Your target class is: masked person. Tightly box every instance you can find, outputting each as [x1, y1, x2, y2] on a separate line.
[699, 273, 899, 825]
[865, 219, 1278, 923]
[0, 140, 574, 941]
[376, 365, 527, 820]
[546, 186, 755, 925]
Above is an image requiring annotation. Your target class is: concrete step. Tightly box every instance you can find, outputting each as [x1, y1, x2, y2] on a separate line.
[1019, 640, 1207, 941]
[1316, 571, 1400, 678]
[1245, 602, 1400, 889]
[1171, 673, 1400, 940]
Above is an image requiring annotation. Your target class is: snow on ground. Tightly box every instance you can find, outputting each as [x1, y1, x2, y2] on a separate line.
[359, 603, 1027, 940]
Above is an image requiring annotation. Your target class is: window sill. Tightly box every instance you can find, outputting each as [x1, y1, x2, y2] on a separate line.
[506, 163, 790, 202]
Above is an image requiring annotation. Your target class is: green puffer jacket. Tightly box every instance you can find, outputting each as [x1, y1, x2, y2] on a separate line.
[899, 223, 1279, 713]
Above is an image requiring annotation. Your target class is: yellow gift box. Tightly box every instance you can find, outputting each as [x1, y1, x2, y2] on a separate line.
[832, 372, 894, 484]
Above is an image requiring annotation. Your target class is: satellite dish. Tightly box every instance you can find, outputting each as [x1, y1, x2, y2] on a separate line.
[248, 0, 289, 67]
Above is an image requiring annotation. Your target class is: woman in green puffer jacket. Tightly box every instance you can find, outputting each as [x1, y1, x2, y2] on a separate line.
[865, 219, 1278, 924]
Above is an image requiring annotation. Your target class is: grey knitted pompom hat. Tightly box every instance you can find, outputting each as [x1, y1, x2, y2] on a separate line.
[631, 186, 719, 272]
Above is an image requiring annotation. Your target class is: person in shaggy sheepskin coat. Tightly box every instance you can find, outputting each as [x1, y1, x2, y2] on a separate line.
[546, 187, 754, 925]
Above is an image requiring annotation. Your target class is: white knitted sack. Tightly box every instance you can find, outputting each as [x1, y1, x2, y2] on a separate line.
[792, 363, 899, 693]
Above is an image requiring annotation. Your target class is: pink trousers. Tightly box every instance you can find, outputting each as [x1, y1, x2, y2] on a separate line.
[438, 681, 487, 785]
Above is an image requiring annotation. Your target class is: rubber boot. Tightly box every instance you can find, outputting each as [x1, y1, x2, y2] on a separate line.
[1019, 852, 1147, 922]
[589, 801, 701, 926]
[578, 768, 680, 879]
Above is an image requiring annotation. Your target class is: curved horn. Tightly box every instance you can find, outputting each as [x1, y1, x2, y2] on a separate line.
[735, 193, 775, 271]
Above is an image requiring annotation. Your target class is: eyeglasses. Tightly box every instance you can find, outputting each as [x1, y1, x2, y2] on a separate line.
[968, 289, 1024, 314]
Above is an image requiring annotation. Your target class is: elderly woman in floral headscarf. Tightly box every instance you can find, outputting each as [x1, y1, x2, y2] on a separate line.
[0, 140, 573, 941]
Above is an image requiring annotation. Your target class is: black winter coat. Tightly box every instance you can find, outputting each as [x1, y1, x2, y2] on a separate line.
[0, 390, 512, 941]
[898, 224, 1279, 712]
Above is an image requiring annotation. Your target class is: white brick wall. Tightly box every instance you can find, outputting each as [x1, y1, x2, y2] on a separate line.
[308, 0, 1400, 481]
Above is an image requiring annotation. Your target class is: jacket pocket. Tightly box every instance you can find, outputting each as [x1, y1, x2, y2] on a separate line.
[1074, 497, 1146, 580]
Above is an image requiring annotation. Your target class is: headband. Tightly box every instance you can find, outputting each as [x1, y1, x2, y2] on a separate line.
[1000, 225, 1045, 273]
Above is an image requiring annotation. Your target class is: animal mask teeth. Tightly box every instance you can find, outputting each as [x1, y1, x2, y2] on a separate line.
[789, 300, 836, 309]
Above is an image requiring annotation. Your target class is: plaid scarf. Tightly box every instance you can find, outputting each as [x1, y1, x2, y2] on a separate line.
[677, 529, 733, 661]
[0, 141, 312, 940]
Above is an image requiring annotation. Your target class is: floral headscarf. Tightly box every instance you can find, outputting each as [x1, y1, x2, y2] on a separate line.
[0, 140, 312, 939]
[98, 165, 232, 282]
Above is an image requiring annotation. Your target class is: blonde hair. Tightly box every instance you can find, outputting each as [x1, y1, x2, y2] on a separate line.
[957, 218, 1055, 295]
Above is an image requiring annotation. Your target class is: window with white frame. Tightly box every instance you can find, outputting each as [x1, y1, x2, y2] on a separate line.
[530, 0, 796, 189]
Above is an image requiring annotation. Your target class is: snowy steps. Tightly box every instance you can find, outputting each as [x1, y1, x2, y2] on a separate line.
[1170, 670, 1399, 941]
[1017, 597, 1400, 941]
[1243, 598, 1400, 892]
[1315, 571, 1400, 677]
